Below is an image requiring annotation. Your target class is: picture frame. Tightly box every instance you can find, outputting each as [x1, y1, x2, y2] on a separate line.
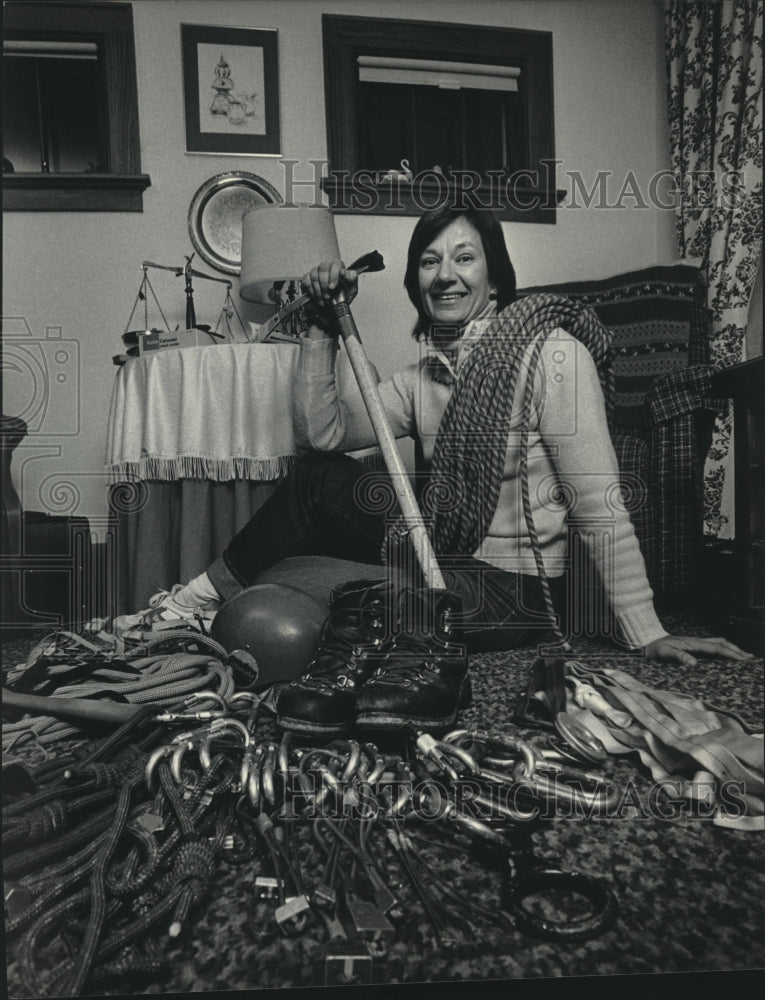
[181, 23, 280, 156]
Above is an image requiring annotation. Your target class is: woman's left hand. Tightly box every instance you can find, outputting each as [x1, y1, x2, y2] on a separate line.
[644, 634, 755, 667]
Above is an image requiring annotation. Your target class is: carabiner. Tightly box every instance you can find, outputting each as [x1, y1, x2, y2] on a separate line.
[261, 742, 277, 808]
[247, 745, 266, 810]
[184, 690, 228, 712]
[228, 691, 261, 711]
[240, 743, 256, 792]
[381, 761, 413, 818]
[144, 745, 174, 793]
[439, 798, 512, 848]
[170, 732, 204, 784]
[328, 739, 362, 783]
[513, 759, 619, 811]
[199, 717, 250, 772]
[443, 729, 536, 776]
[277, 732, 293, 783]
[302, 746, 357, 814]
[416, 732, 479, 782]
[315, 762, 344, 814]
[358, 742, 386, 787]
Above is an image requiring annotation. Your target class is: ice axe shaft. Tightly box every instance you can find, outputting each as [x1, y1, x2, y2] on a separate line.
[330, 287, 447, 592]
[2, 688, 144, 727]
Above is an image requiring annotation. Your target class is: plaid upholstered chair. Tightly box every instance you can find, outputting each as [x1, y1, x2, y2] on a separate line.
[519, 264, 717, 609]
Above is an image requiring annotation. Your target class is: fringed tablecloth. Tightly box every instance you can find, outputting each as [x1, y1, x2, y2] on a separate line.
[104, 342, 383, 612]
[106, 343, 301, 483]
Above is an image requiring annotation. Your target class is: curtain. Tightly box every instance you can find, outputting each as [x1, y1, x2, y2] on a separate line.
[109, 479, 279, 615]
[665, 0, 763, 538]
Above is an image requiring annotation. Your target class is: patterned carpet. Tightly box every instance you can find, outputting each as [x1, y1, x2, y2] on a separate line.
[2, 615, 764, 998]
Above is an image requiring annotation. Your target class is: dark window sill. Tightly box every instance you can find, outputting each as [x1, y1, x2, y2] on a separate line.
[321, 175, 565, 224]
[2, 172, 152, 212]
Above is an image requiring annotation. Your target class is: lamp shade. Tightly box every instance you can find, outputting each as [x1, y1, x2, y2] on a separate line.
[239, 204, 341, 303]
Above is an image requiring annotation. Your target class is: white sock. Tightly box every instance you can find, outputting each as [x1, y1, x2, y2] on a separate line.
[171, 572, 221, 610]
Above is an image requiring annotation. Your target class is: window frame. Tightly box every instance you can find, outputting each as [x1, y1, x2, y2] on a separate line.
[3, 0, 150, 212]
[321, 14, 563, 223]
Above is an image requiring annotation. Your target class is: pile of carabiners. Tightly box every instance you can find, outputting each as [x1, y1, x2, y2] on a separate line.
[4, 685, 620, 994]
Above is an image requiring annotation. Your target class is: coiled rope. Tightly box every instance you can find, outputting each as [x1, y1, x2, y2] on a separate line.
[430, 293, 614, 557]
[3, 631, 235, 756]
[425, 293, 614, 644]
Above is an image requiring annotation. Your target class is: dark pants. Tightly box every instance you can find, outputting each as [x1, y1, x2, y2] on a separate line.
[208, 453, 560, 653]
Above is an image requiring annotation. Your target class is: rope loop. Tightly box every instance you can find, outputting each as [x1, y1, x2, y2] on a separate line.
[27, 799, 70, 843]
[169, 839, 215, 902]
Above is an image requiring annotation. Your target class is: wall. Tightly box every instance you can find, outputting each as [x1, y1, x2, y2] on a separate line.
[3, 0, 676, 531]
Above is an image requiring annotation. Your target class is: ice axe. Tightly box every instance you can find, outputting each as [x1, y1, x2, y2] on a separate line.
[2, 687, 144, 726]
[327, 252, 447, 593]
[264, 248, 445, 589]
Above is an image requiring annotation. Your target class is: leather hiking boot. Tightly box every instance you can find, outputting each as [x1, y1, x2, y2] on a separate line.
[355, 588, 470, 733]
[276, 579, 393, 736]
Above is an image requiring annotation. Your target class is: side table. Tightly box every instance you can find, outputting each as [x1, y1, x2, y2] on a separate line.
[106, 342, 381, 613]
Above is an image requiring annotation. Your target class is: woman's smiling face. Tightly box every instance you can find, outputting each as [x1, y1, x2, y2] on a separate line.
[418, 216, 492, 329]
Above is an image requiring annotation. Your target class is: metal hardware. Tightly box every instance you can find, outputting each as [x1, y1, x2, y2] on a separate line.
[512, 759, 619, 811]
[444, 729, 537, 775]
[254, 876, 283, 901]
[343, 890, 394, 957]
[144, 745, 174, 792]
[553, 713, 608, 763]
[275, 893, 313, 936]
[324, 939, 374, 986]
[503, 862, 617, 942]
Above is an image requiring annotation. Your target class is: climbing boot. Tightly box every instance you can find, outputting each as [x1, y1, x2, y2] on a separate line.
[276, 579, 393, 737]
[355, 587, 470, 733]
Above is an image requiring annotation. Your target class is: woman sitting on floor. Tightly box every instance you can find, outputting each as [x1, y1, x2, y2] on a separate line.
[114, 205, 751, 735]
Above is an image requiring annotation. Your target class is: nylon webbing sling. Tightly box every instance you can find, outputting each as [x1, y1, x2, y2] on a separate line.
[562, 662, 764, 830]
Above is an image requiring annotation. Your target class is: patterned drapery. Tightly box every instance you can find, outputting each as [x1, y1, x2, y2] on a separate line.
[665, 0, 763, 538]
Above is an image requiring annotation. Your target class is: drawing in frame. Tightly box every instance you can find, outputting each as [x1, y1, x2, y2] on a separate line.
[181, 23, 281, 156]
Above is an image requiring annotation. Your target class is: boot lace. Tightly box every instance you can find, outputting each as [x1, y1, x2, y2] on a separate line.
[374, 629, 459, 685]
[303, 604, 386, 686]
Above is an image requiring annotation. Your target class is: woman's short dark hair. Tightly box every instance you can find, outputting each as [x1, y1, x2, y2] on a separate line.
[403, 205, 517, 338]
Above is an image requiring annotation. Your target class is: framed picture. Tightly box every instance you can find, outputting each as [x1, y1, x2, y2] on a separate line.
[181, 23, 280, 156]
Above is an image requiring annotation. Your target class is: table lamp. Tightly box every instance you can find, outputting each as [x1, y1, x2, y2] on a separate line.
[239, 204, 341, 340]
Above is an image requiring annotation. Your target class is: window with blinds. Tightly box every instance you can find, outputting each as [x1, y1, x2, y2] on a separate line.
[3, 40, 105, 174]
[3, 1, 150, 212]
[321, 15, 559, 223]
[356, 55, 525, 178]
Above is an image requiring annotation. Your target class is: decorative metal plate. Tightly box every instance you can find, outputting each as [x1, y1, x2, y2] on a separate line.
[188, 171, 281, 274]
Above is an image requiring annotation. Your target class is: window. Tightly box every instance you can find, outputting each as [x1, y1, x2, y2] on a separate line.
[2, 1, 150, 211]
[356, 56, 525, 179]
[322, 15, 562, 223]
